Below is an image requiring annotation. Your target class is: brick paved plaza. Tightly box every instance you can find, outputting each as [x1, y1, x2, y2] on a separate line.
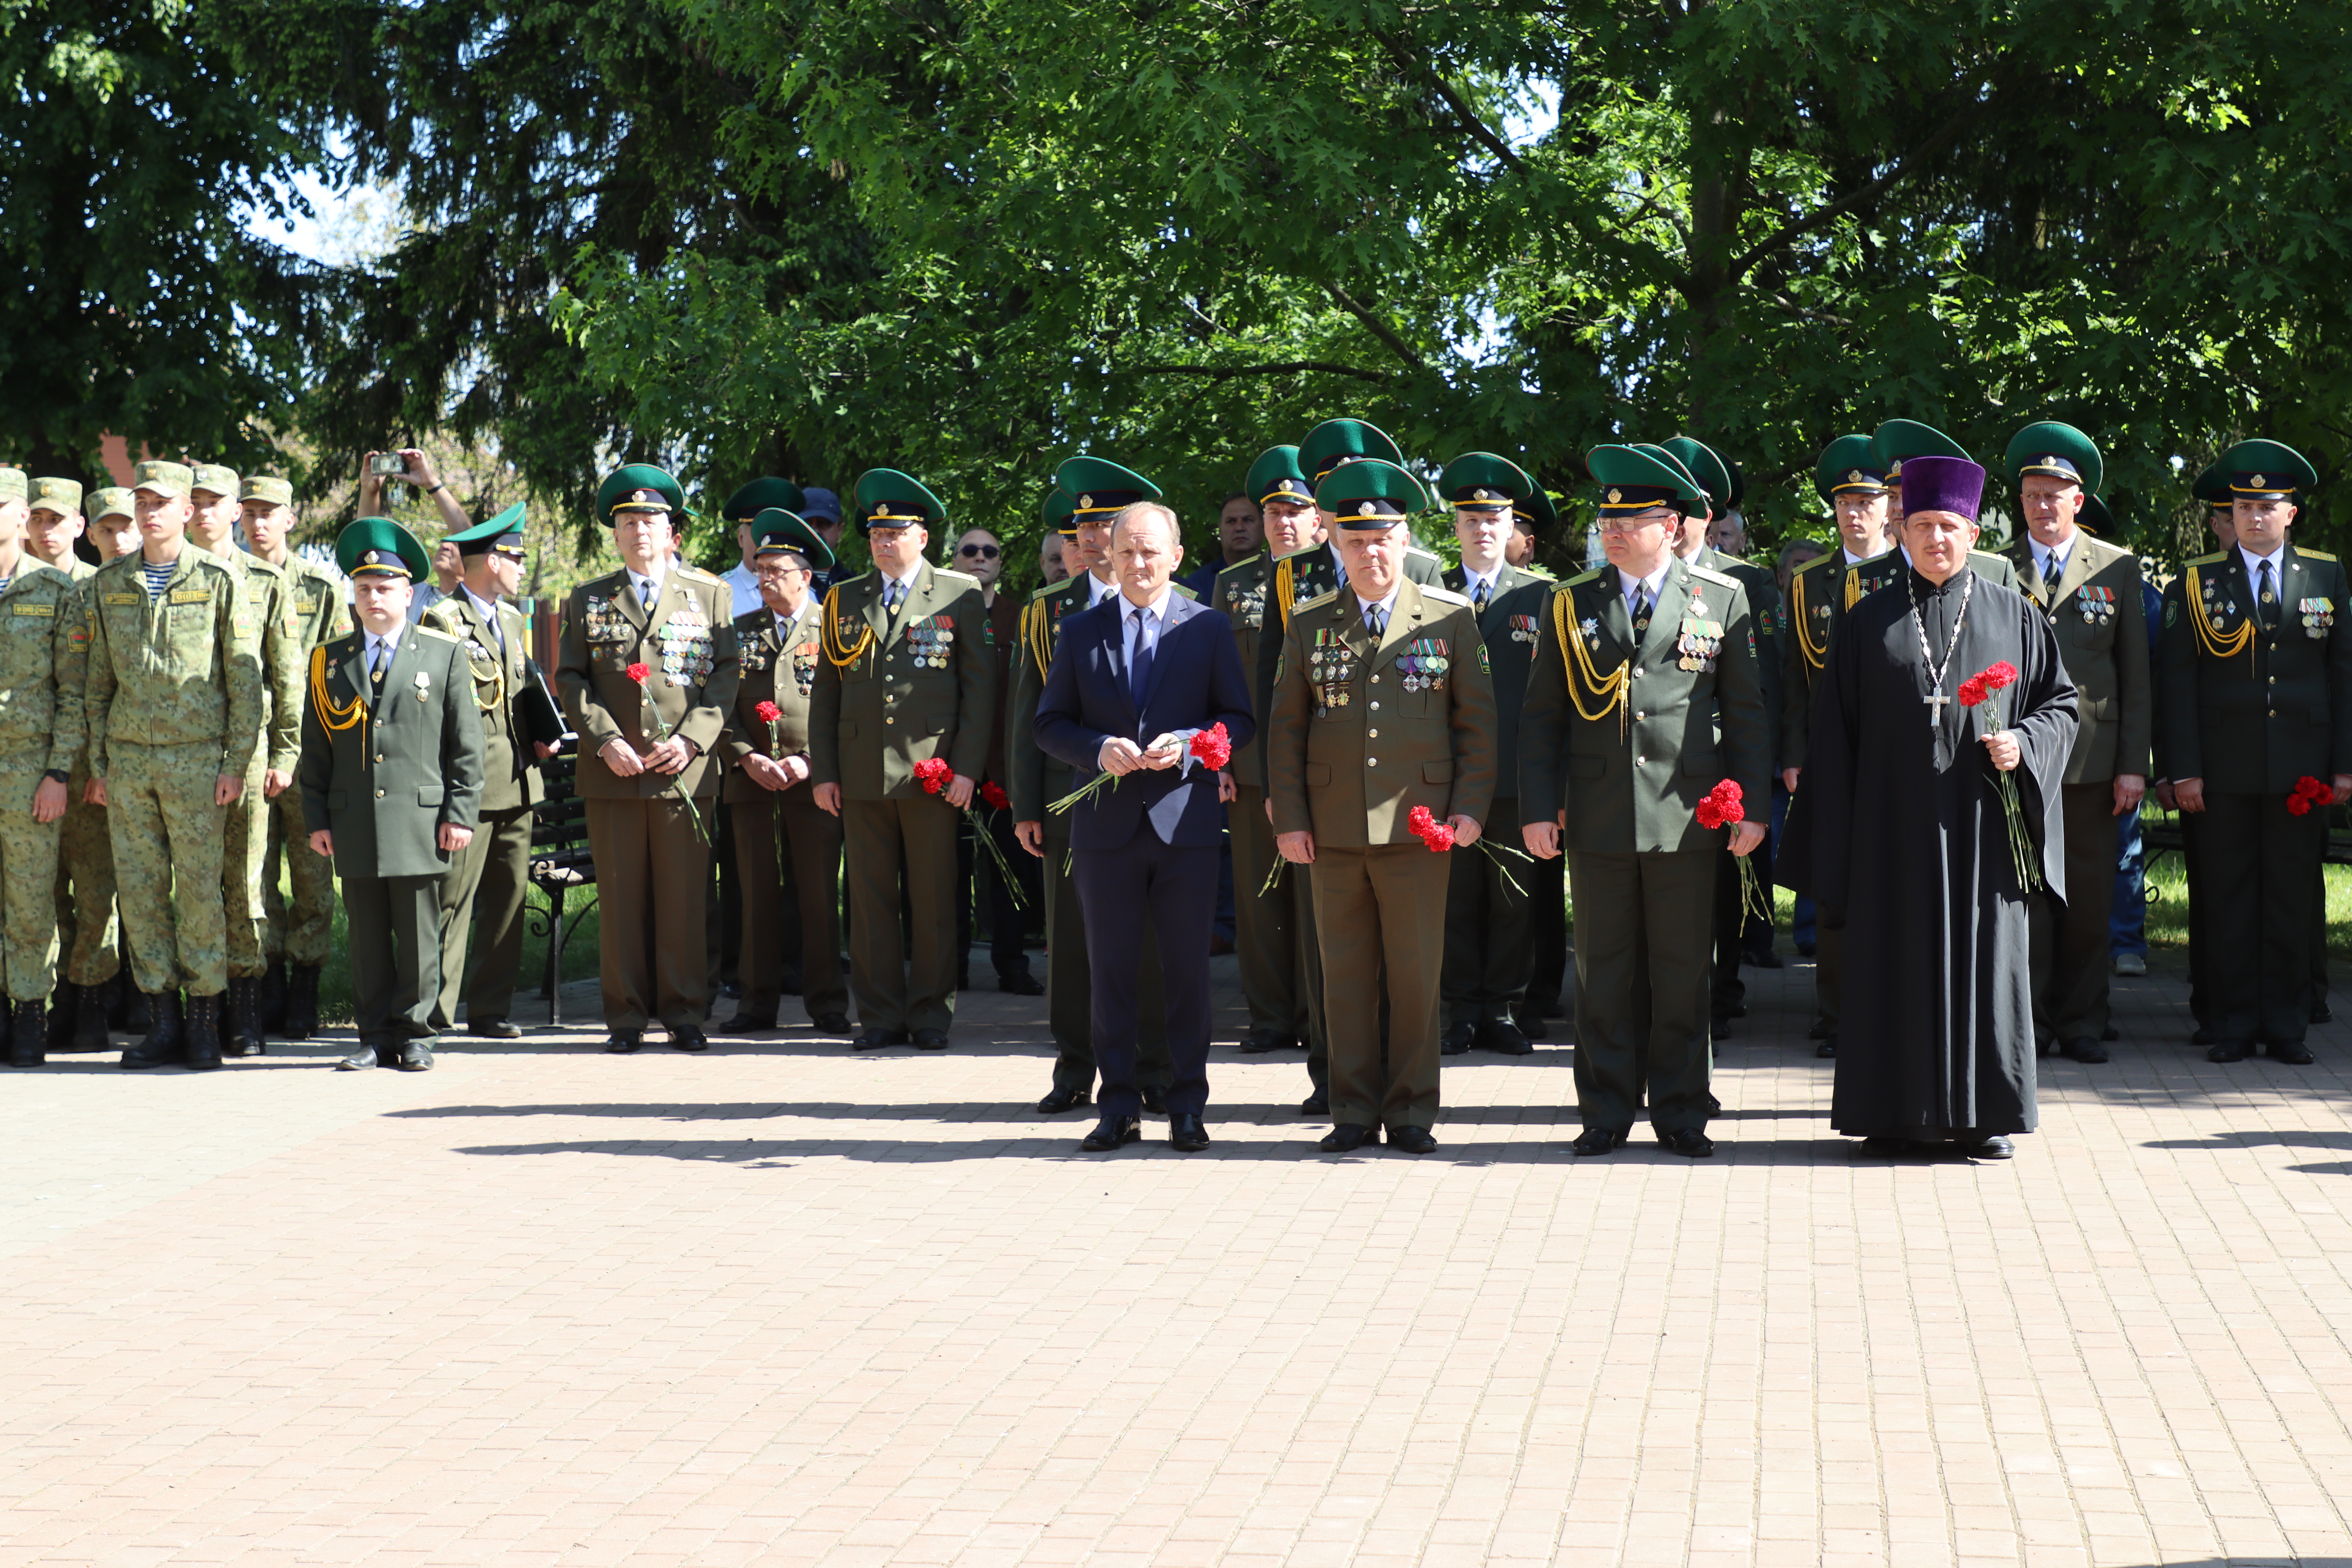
[4, 950, 2351, 1568]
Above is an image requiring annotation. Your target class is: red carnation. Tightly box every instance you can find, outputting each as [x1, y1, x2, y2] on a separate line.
[1421, 821, 1455, 851]
[1957, 675, 1989, 709]
[754, 700, 782, 724]
[625, 662, 651, 686]
[911, 757, 953, 795]
[1189, 722, 1233, 772]
[2297, 775, 2332, 802]
[2289, 793, 2313, 817]
[979, 780, 1011, 811]
[1982, 661, 2019, 692]
[1408, 805, 1436, 835]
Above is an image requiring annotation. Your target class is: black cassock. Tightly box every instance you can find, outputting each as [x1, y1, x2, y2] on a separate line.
[1782, 565, 2078, 1140]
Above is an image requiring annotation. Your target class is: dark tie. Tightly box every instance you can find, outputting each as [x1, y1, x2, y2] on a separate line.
[884, 581, 903, 616]
[1631, 589, 1652, 634]
[1127, 608, 1154, 701]
[1473, 578, 1491, 612]
[370, 639, 388, 690]
[2258, 558, 2278, 630]
[1364, 604, 1386, 637]
[638, 577, 653, 611]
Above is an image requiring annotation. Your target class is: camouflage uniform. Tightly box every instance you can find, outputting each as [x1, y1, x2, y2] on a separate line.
[81, 544, 263, 1001]
[261, 554, 351, 971]
[44, 559, 118, 993]
[0, 561, 83, 1005]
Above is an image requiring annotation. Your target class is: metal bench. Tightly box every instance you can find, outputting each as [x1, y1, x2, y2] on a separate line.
[526, 737, 597, 1025]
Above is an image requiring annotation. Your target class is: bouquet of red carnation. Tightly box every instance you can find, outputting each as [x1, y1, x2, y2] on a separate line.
[1696, 779, 1768, 924]
[1408, 804, 1455, 851]
[2288, 775, 2332, 817]
[979, 780, 1011, 811]
[912, 757, 953, 794]
[915, 757, 1024, 907]
[754, 699, 784, 757]
[1189, 722, 1233, 772]
[1960, 661, 2036, 889]
[625, 662, 705, 842]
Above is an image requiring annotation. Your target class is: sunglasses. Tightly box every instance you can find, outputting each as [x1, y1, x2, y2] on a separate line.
[957, 543, 1001, 559]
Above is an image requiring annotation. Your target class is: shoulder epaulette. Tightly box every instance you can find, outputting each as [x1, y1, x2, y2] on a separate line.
[2184, 552, 2225, 567]
[1030, 575, 1084, 604]
[1419, 584, 1471, 608]
[577, 569, 628, 594]
[412, 625, 461, 646]
[1793, 552, 1839, 575]
[1687, 563, 1741, 590]
[2300, 548, 2339, 563]
[1216, 550, 1268, 577]
[1967, 549, 2008, 564]
[245, 555, 286, 577]
[1406, 543, 1440, 559]
[676, 565, 723, 584]
[932, 566, 981, 585]
[1563, 567, 1604, 588]
[1296, 587, 1341, 613]
[1174, 582, 1199, 601]
[1274, 544, 1324, 566]
[733, 605, 768, 628]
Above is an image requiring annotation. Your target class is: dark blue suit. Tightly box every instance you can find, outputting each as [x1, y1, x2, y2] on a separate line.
[1036, 590, 1255, 1118]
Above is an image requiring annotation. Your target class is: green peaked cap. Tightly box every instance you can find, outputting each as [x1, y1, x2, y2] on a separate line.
[722, 477, 805, 521]
[446, 502, 527, 555]
[751, 507, 836, 570]
[1588, 444, 1705, 515]
[2006, 421, 2103, 494]
[1245, 446, 1314, 508]
[853, 468, 946, 532]
[1437, 451, 1532, 508]
[595, 463, 684, 522]
[1313, 457, 1426, 528]
[1659, 437, 1732, 508]
[337, 516, 430, 581]
[1815, 434, 1891, 502]
[2220, 439, 2319, 499]
[1514, 483, 1560, 536]
[1870, 419, 1968, 480]
[2078, 492, 2112, 538]
[1040, 486, 1077, 536]
[1055, 456, 1160, 523]
[2192, 462, 2234, 506]
[1298, 418, 1403, 483]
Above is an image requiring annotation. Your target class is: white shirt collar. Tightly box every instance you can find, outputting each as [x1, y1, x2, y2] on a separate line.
[1460, 563, 1502, 597]
[2035, 533, 2073, 579]
[1086, 570, 1116, 607]
[1354, 583, 1402, 623]
[1121, 586, 1174, 621]
[365, 627, 401, 658]
[2241, 541, 2286, 583]
[1842, 546, 1875, 568]
[463, 584, 502, 619]
[627, 560, 667, 600]
[880, 559, 923, 592]
[1617, 561, 1671, 604]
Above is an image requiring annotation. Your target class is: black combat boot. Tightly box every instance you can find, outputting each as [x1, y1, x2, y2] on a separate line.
[120, 982, 151, 1033]
[282, 964, 321, 1041]
[183, 993, 225, 1071]
[71, 984, 112, 1051]
[10, 999, 46, 1067]
[258, 960, 288, 1032]
[46, 984, 77, 1047]
[120, 991, 185, 1068]
[223, 975, 265, 1057]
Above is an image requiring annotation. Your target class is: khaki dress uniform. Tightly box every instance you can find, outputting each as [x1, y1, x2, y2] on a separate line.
[809, 560, 994, 1040]
[263, 554, 354, 1016]
[557, 563, 740, 1037]
[426, 591, 545, 1033]
[1267, 577, 1499, 1135]
[722, 599, 848, 1028]
[0, 562, 85, 1058]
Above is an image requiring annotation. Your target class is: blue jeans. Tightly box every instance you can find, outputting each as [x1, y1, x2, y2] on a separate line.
[2111, 800, 2147, 957]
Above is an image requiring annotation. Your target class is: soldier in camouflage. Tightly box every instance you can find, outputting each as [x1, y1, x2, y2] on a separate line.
[240, 474, 352, 1039]
[186, 466, 303, 1056]
[81, 460, 265, 1070]
[0, 468, 82, 1065]
[56, 487, 140, 1046]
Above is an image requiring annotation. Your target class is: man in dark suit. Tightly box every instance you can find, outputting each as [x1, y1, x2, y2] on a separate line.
[1035, 502, 1254, 1154]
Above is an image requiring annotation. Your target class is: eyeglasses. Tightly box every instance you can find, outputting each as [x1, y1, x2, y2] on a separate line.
[958, 543, 1000, 559]
[1598, 511, 1675, 533]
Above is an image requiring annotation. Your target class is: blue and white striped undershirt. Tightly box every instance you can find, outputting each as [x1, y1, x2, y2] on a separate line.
[142, 559, 174, 599]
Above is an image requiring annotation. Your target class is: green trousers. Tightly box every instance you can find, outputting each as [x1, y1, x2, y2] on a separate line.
[842, 795, 959, 1034]
[1231, 784, 1327, 1051]
[432, 802, 535, 1030]
[1568, 847, 1716, 1136]
[264, 784, 338, 967]
[344, 871, 443, 1045]
[1311, 844, 1449, 1132]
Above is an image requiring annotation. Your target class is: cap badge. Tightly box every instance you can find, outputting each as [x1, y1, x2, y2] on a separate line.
[2254, 474, 2268, 488]
[1847, 470, 1862, 484]
[1079, 494, 1093, 508]
[1607, 489, 1622, 505]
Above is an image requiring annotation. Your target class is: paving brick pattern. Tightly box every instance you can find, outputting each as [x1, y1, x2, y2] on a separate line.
[3, 949, 2350, 1566]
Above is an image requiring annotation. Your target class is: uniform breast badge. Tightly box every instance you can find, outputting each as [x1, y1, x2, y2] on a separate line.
[2302, 598, 2336, 638]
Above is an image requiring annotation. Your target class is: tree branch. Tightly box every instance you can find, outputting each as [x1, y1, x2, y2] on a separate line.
[1322, 281, 1433, 375]
[1372, 30, 1526, 177]
[1126, 359, 1396, 385]
[1730, 97, 1998, 281]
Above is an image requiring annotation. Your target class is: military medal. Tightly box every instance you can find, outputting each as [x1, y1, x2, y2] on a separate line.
[414, 670, 432, 702]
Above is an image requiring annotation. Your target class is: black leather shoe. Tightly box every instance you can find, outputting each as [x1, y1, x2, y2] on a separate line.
[998, 970, 1045, 996]
[604, 1031, 643, 1054]
[469, 1018, 523, 1040]
[913, 1028, 949, 1051]
[397, 1042, 434, 1071]
[2270, 1038, 2316, 1065]
[1815, 1038, 1837, 1058]
[1742, 946, 1783, 969]
[1958, 1135, 2015, 1159]
[670, 1028, 710, 1053]
[2206, 1040, 2248, 1063]
[713, 1013, 774, 1034]
[2192, 1025, 2218, 1045]
[1080, 1115, 1142, 1152]
[336, 1044, 379, 1071]
[1387, 1125, 1437, 1154]
[2060, 1036, 2109, 1063]
[2314, 1004, 2334, 1025]
[1319, 1123, 1377, 1153]
[1516, 1013, 1548, 1040]
[1795, 940, 1816, 957]
[2101, 1024, 2121, 1042]
[1300, 1088, 1330, 1116]
[853, 1028, 911, 1051]
[1440, 1021, 1477, 1056]
[1715, 1000, 1748, 1021]
[1660, 1127, 1714, 1158]
[1807, 1020, 1831, 1040]
[1169, 1114, 1210, 1152]
[1572, 1126, 1630, 1157]
[1239, 1032, 1289, 1054]
[1139, 1084, 1167, 1114]
[1858, 1136, 1909, 1157]
[1477, 1021, 1534, 1056]
[1037, 1086, 1091, 1114]
[811, 1013, 852, 1033]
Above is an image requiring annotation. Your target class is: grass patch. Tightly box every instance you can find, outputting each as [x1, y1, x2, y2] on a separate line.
[294, 866, 603, 1027]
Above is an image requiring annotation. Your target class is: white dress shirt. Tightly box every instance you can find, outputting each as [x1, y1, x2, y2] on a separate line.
[462, 585, 505, 649]
[626, 562, 668, 610]
[1617, 561, 1671, 619]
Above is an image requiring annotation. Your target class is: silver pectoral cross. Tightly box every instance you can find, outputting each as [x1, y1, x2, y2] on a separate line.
[1924, 690, 1952, 720]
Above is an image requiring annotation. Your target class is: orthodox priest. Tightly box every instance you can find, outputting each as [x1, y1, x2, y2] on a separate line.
[1793, 454, 2078, 1160]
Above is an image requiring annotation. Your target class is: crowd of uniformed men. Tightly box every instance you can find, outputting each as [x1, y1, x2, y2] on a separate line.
[0, 417, 2335, 1149]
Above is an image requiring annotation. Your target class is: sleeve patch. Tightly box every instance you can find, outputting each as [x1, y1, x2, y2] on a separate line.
[1477, 644, 1491, 675]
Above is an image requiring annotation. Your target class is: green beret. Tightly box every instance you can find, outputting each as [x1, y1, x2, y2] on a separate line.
[722, 477, 805, 521]
[751, 507, 837, 570]
[190, 463, 239, 499]
[89, 486, 134, 523]
[1437, 452, 1531, 510]
[853, 468, 946, 532]
[1871, 419, 1968, 481]
[1055, 456, 1161, 524]
[1298, 418, 1403, 484]
[1589, 444, 1704, 516]
[446, 503, 528, 556]
[1659, 437, 1733, 508]
[1312, 457, 1426, 528]
[1245, 446, 1314, 508]
[1815, 435, 1891, 502]
[239, 475, 294, 509]
[595, 463, 685, 522]
[2006, 421, 2102, 494]
[132, 460, 193, 498]
[2221, 439, 2319, 499]
[28, 477, 82, 515]
[336, 516, 430, 582]
[1040, 487, 1077, 537]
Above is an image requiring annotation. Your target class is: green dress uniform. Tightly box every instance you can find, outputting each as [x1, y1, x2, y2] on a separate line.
[1267, 462, 1499, 1146]
[1998, 426, 2152, 1060]
[300, 521, 485, 1069]
[2158, 441, 2352, 1062]
[424, 507, 546, 1037]
[718, 510, 848, 1032]
[1518, 446, 1771, 1155]
[0, 552, 84, 1063]
[83, 463, 265, 1068]
[1009, 472, 1169, 1102]
[808, 470, 995, 1046]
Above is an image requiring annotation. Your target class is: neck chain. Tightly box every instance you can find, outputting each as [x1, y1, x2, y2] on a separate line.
[1906, 568, 1975, 723]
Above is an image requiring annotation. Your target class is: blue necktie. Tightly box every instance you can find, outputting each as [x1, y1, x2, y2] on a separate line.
[1128, 607, 1154, 702]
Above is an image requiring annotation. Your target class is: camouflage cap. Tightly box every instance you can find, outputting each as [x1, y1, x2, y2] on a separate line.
[90, 486, 135, 522]
[240, 474, 295, 508]
[190, 463, 239, 499]
[0, 468, 24, 505]
[133, 460, 194, 497]
[28, 477, 83, 515]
